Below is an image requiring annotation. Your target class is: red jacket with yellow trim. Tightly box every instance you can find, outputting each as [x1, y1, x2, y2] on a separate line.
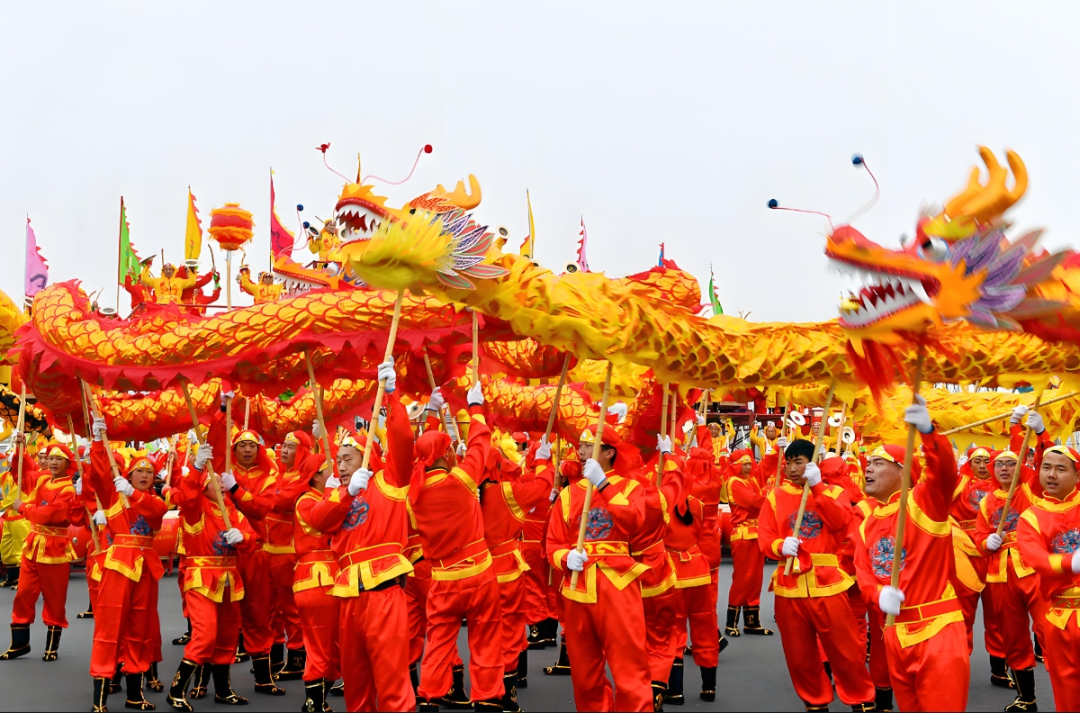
[663, 494, 711, 588]
[854, 429, 963, 648]
[19, 468, 77, 565]
[631, 458, 683, 598]
[480, 454, 554, 584]
[292, 486, 340, 594]
[975, 486, 1036, 583]
[759, 480, 854, 598]
[727, 454, 771, 538]
[950, 472, 996, 535]
[689, 426, 724, 569]
[1017, 487, 1080, 631]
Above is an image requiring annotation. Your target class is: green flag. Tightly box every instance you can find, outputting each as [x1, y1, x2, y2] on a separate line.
[708, 263, 723, 315]
[117, 198, 140, 284]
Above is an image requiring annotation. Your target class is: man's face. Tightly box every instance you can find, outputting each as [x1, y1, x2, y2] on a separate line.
[336, 444, 361, 482]
[235, 441, 259, 467]
[163, 265, 175, 278]
[708, 424, 720, 438]
[765, 424, 777, 440]
[311, 464, 332, 490]
[740, 462, 752, 476]
[970, 455, 990, 478]
[281, 441, 297, 467]
[784, 455, 811, 485]
[37, 452, 48, 468]
[47, 455, 68, 477]
[1040, 452, 1078, 499]
[260, 274, 273, 285]
[864, 456, 902, 501]
[130, 467, 155, 492]
[577, 441, 592, 463]
[994, 458, 1017, 487]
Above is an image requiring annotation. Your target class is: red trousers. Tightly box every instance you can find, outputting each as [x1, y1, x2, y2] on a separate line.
[521, 542, 550, 624]
[497, 575, 527, 671]
[563, 576, 652, 712]
[728, 539, 764, 607]
[295, 586, 339, 681]
[1043, 616, 1080, 712]
[847, 584, 869, 654]
[87, 553, 105, 611]
[11, 557, 69, 627]
[417, 569, 504, 703]
[774, 594, 875, 706]
[866, 605, 891, 688]
[268, 552, 303, 650]
[90, 570, 159, 677]
[237, 549, 273, 656]
[404, 563, 431, 664]
[643, 588, 677, 682]
[340, 587, 414, 712]
[988, 576, 1045, 671]
[958, 585, 1004, 657]
[183, 589, 241, 666]
[177, 556, 189, 619]
[884, 620, 969, 712]
[673, 584, 719, 667]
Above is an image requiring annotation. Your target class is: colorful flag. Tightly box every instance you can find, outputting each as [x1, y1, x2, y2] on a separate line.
[117, 198, 141, 285]
[269, 171, 295, 260]
[184, 187, 203, 261]
[708, 263, 724, 315]
[24, 218, 49, 298]
[575, 217, 590, 272]
[519, 189, 535, 260]
[658, 242, 665, 267]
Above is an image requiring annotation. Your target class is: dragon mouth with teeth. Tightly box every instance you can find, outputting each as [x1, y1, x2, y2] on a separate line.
[334, 195, 389, 241]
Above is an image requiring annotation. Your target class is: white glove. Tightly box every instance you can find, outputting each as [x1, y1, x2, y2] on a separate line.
[220, 471, 237, 492]
[656, 434, 673, 455]
[194, 443, 213, 470]
[221, 390, 234, 407]
[312, 418, 325, 440]
[878, 586, 905, 616]
[567, 550, 588, 572]
[549, 488, 559, 503]
[92, 416, 107, 441]
[1010, 404, 1029, 424]
[985, 533, 1003, 552]
[777, 436, 789, 451]
[377, 361, 397, 394]
[113, 476, 134, 498]
[781, 536, 800, 557]
[427, 387, 446, 412]
[1025, 410, 1045, 434]
[1072, 550, 1080, 575]
[348, 467, 371, 496]
[92, 510, 107, 527]
[535, 438, 552, 461]
[697, 413, 706, 426]
[325, 475, 341, 489]
[904, 396, 933, 434]
[224, 528, 243, 546]
[803, 461, 822, 487]
[583, 458, 607, 488]
[467, 380, 484, 407]
[957, 455, 969, 469]
[75, 477, 83, 495]
[456, 442, 467, 457]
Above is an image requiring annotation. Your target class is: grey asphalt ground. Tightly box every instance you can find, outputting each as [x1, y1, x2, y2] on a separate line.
[0, 560, 1057, 711]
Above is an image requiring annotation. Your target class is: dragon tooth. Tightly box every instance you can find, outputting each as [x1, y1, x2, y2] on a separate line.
[908, 280, 930, 304]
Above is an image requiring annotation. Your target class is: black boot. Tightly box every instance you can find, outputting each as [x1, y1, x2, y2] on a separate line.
[1005, 667, 1038, 712]
[253, 655, 286, 695]
[78, 600, 95, 619]
[42, 625, 62, 661]
[651, 681, 667, 712]
[543, 617, 559, 646]
[542, 635, 571, 676]
[804, 704, 829, 712]
[665, 657, 684, 705]
[328, 680, 344, 697]
[718, 630, 729, 654]
[417, 699, 439, 712]
[474, 701, 502, 712]
[269, 642, 285, 677]
[167, 659, 199, 712]
[234, 632, 250, 663]
[527, 622, 545, 649]
[742, 606, 774, 635]
[93, 676, 111, 712]
[724, 606, 741, 637]
[2, 565, 18, 588]
[517, 649, 528, 688]
[0, 624, 30, 660]
[212, 663, 248, 705]
[171, 620, 191, 647]
[110, 664, 124, 694]
[277, 647, 306, 681]
[874, 686, 894, 713]
[502, 670, 522, 713]
[439, 664, 472, 708]
[991, 655, 1016, 688]
[146, 662, 165, 693]
[125, 672, 155, 711]
[1033, 633, 1043, 663]
[188, 666, 210, 699]
[850, 703, 875, 713]
[409, 661, 419, 693]
[699, 666, 716, 702]
[302, 679, 327, 713]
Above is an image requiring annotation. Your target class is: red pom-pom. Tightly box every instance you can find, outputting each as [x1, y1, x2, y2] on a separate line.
[423, 144, 433, 154]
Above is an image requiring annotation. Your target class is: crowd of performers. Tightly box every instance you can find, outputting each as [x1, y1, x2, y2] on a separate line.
[0, 365, 1078, 713]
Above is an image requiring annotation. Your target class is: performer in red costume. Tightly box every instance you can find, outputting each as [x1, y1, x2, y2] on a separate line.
[546, 424, 653, 712]
[412, 380, 504, 711]
[687, 420, 726, 652]
[759, 438, 875, 712]
[0, 436, 78, 663]
[725, 448, 773, 636]
[85, 415, 168, 712]
[853, 397, 969, 712]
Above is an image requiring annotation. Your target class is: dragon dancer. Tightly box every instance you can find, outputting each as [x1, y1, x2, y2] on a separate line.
[140, 258, 197, 306]
[238, 268, 284, 304]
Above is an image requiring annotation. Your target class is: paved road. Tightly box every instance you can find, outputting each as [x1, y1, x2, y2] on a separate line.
[0, 561, 1057, 711]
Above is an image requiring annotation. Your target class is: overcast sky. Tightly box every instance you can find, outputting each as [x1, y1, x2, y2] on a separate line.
[2, 1, 1079, 322]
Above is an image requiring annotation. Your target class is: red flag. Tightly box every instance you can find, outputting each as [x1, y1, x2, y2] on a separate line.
[269, 171, 295, 260]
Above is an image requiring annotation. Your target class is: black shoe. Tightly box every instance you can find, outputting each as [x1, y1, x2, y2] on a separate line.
[146, 662, 165, 693]
[42, 625, 62, 661]
[167, 659, 199, 712]
[724, 605, 741, 637]
[991, 655, 1016, 689]
[517, 649, 528, 688]
[502, 670, 522, 713]
[699, 666, 716, 702]
[1005, 667, 1038, 712]
[93, 676, 111, 713]
[78, 601, 95, 619]
[474, 701, 502, 712]
[874, 686, 894, 713]
[1033, 633, 1043, 663]
[418, 700, 440, 712]
[171, 620, 191, 647]
[234, 633, 250, 664]
[188, 666, 210, 699]
[110, 664, 124, 694]
[742, 606, 774, 636]
[125, 672, 156, 710]
[527, 623, 545, 649]
[1, 566, 17, 588]
[212, 663, 248, 705]
[270, 642, 285, 677]
[0, 624, 30, 660]
[664, 657, 684, 706]
[718, 631, 729, 655]
[804, 704, 829, 712]
[277, 647, 306, 681]
[438, 664, 472, 708]
[651, 681, 667, 712]
[542, 617, 559, 646]
[850, 704, 875, 713]
[328, 681, 344, 697]
[409, 661, 419, 694]
[253, 655, 286, 695]
[302, 679, 328, 713]
[543, 636, 571, 676]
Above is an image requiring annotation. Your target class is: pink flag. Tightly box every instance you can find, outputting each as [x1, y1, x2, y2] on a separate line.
[269, 172, 296, 260]
[24, 218, 49, 298]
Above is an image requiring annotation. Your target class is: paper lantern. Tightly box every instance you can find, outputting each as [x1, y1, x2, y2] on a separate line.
[208, 203, 254, 252]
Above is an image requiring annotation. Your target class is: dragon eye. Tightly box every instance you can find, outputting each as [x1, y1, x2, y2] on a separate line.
[917, 235, 949, 262]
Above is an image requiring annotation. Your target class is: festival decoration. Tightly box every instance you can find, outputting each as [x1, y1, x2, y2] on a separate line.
[24, 218, 49, 301]
[184, 188, 202, 262]
[208, 202, 254, 308]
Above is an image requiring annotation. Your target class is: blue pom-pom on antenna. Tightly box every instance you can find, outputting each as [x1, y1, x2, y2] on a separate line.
[302, 221, 311, 229]
[852, 155, 864, 166]
[767, 199, 779, 209]
[297, 204, 304, 211]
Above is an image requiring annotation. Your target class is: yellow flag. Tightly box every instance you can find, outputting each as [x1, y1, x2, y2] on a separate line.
[184, 187, 203, 261]
[519, 189, 535, 260]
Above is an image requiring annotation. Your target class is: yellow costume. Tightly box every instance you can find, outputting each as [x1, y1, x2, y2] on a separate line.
[239, 271, 284, 304]
[0, 469, 30, 568]
[140, 264, 196, 305]
[307, 226, 341, 263]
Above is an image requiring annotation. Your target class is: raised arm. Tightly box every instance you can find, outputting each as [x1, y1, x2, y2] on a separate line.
[383, 391, 414, 489]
